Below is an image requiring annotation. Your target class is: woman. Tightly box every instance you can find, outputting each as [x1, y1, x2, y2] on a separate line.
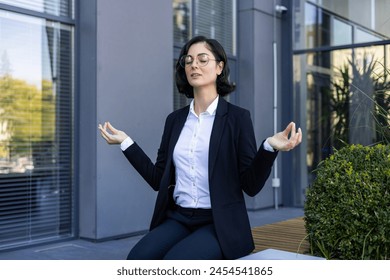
[98, 36, 302, 260]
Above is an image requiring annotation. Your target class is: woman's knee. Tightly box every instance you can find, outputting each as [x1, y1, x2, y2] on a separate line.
[127, 245, 159, 260]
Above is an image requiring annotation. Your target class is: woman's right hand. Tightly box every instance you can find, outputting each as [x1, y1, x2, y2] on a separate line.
[98, 122, 129, 144]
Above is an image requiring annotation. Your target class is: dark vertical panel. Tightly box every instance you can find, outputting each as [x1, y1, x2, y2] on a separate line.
[281, 0, 296, 206]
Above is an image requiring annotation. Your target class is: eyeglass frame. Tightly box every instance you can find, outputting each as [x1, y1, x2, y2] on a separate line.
[179, 53, 220, 68]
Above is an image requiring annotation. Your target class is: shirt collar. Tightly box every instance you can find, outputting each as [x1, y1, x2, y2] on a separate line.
[189, 95, 219, 117]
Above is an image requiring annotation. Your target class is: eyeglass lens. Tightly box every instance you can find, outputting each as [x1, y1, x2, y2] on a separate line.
[179, 54, 210, 68]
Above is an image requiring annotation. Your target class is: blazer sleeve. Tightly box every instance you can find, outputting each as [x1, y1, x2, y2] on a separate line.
[122, 115, 172, 191]
[238, 110, 278, 197]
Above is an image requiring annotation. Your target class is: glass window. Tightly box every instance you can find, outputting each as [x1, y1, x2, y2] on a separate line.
[0, 0, 74, 18]
[173, 0, 191, 45]
[294, 44, 390, 187]
[296, 1, 389, 50]
[305, 2, 318, 49]
[376, 0, 390, 38]
[332, 18, 352, 46]
[173, 0, 236, 55]
[305, 2, 331, 49]
[0, 9, 74, 250]
[173, 0, 237, 110]
[193, 0, 236, 55]
[355, 27, 384, 43]
[308, 0, 390, 39]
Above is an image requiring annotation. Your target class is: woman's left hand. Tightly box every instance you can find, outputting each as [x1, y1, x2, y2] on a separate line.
[267, 122, 302, 152]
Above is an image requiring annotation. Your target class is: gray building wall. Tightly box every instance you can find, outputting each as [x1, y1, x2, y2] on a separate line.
[238, 0, 287, 210]
[78, 0, 173, 240]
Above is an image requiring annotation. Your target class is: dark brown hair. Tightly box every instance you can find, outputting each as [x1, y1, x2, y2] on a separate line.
[175, 36, 236, 98]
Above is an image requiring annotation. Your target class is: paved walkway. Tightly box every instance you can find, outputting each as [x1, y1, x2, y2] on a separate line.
[0, 207, 304, 260]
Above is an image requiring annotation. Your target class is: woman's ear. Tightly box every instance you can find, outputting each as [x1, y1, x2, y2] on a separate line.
[217, 61, 224, 75]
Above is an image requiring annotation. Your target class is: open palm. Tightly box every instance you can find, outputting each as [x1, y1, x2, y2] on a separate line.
[267, 122, 302, 152]
[98, 122, 129, 145]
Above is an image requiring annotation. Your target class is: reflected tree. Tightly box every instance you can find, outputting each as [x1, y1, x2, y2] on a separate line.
[327, 64, 350, 149]
[0, 73, 55, 166]
[372, 63, 390, 144]
[327, 55, 389, 148]
[349, 55, 376, 145]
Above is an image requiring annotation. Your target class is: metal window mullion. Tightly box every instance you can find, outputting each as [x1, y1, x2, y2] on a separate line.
[293, 39, 390, 55]
[191, 0, 196, 37]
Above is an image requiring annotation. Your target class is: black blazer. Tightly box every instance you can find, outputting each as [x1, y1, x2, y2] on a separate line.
[123, 97, 277, 259]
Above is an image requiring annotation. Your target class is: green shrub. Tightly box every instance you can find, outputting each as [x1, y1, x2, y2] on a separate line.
[304, 144, 390, 259]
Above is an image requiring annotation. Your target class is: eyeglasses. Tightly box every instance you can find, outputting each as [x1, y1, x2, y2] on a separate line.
[179, 53, 218, 68]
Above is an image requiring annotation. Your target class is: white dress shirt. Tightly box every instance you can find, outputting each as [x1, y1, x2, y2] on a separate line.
[172, 96, 219, 208]
[120, 96, 276, 209]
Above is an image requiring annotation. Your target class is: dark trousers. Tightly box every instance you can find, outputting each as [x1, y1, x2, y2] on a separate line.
[127, 206, 224, 260]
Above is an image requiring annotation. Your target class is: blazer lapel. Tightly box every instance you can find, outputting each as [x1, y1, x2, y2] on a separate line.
[165, 100, 228, 181]
[158, 106, 188, 191]
[209, 97, 228, 178]
[167, 106, 189, 160]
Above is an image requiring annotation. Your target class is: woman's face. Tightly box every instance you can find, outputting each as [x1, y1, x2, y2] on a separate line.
[184, 42, 223, 92]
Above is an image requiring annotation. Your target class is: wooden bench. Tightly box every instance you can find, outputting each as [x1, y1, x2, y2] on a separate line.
[239, 217, 324, 260]
[251, 217, 310, 254]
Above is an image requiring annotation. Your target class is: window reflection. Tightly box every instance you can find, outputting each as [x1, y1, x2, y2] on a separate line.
[296, 45, 390, 185]
[305, 2, 331, 49]
[332, 18, 352, 46]
[307, 0, 390, 39]
[173, 0, 191, 44]
[0, 9, 74, 249]
[0, 0, 74, 18]
[355, 28, 383, 43]
[297, 1, 389, 50]
[0, 12, 63, 174]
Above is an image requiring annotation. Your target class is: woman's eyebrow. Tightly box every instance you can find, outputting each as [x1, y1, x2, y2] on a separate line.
[187, 52, 210, 56]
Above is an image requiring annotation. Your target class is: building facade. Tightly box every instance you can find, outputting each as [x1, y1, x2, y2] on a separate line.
[0, 0, 388, 250]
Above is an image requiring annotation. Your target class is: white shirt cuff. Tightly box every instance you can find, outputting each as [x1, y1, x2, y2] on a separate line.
[263, 138, 276, 152]
[120, 137, 134, 151]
